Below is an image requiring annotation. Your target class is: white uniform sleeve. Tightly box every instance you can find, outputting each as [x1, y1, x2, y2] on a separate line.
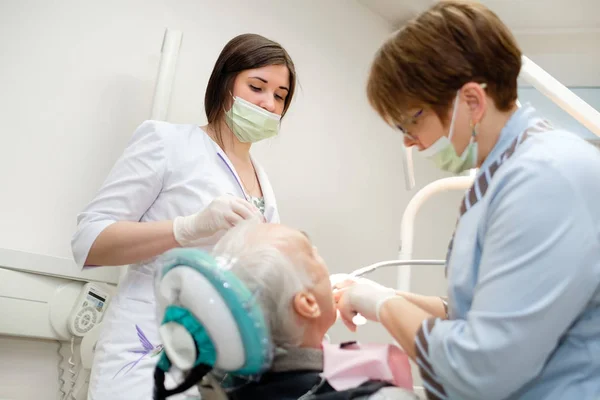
[414, 159, 600, 400]
[71, 121, 167, 268]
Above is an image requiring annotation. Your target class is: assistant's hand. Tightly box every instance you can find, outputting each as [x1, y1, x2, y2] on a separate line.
[173, 195, 263, 247]
[333, 278, 398, 331]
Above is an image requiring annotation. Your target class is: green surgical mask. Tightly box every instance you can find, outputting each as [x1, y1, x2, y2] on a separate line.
[225, 96, 281, 143]
[419, 90, 478, 174]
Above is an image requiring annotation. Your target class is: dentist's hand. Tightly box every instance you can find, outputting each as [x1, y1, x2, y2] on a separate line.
[329, 273, 354, 290]
[173, 195, 263, 247]
[334, 278, 398, 332]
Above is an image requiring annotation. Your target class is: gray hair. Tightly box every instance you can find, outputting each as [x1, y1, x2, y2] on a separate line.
[212, 221, 315, 348]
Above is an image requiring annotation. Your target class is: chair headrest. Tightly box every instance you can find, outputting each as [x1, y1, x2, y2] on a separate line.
[154, 248, 273, 376]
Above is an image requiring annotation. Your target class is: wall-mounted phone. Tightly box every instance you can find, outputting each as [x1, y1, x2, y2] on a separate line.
[67, 283, 110, 336]
[49, 281, 114, 400]
[49, 281, 112, 340]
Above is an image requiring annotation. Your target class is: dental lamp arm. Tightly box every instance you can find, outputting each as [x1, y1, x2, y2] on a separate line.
[398, 176, 473, 292]
[520, 55, 600, 137]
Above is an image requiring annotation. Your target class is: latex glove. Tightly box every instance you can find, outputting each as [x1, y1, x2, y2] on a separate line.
[329, 273, 353, 289]
[334, 281, 398, 332]
[330, 274, 391, 326]
[173, 195, 263, 247]
[331, 274, 390, 291]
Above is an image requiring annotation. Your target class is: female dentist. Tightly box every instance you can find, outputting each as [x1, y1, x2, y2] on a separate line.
[335, 2, 600, 400]
[71, 33, 296, 400]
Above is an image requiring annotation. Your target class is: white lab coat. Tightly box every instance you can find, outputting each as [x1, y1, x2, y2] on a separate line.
[71, 120, 280, 400]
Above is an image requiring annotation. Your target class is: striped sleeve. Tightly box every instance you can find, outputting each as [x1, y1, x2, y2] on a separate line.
[415, 318, 448, 400]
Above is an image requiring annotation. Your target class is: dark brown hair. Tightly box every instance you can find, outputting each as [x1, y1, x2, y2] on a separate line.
[205, 33, 297, 146]
[367, 0, 522, 126]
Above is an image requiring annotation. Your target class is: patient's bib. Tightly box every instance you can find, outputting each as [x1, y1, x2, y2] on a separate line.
[321, 342, 413, 392]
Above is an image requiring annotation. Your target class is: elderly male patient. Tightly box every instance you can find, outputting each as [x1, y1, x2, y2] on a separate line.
[202, 221, 416, 400]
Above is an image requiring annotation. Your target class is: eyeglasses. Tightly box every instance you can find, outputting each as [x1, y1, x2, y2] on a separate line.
[396, 109, 423, 140]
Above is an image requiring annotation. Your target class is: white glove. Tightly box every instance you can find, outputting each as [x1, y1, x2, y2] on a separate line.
[173, 195, 263, 247]
[330, 274, 389, 291]
[334, 279, 398, 331]
[329, 273, 353, 289]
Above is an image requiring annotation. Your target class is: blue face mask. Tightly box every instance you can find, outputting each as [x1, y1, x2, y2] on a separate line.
[419, 90, 480, 174]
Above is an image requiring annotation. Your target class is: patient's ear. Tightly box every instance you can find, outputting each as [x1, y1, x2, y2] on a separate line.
[293, 292, 321, 320]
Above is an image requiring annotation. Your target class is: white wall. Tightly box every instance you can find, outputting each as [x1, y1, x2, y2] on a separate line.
[0, 0, 458, 398]
[515, 30, 600, 138]
[519, 87, 600, 139]
[0, 336, 81, 400]
[517, 31, 600, 88]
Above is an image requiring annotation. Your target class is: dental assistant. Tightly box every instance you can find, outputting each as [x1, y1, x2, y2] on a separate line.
[71, 33, 297, 400]
[335, 2, 600, 400]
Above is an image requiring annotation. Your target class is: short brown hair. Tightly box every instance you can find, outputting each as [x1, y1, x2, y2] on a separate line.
[205, 33, 297, 146]
[367, 0, 522, 126]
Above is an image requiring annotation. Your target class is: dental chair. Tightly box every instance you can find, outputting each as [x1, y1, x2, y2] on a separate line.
[153, 249, 420, 400]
